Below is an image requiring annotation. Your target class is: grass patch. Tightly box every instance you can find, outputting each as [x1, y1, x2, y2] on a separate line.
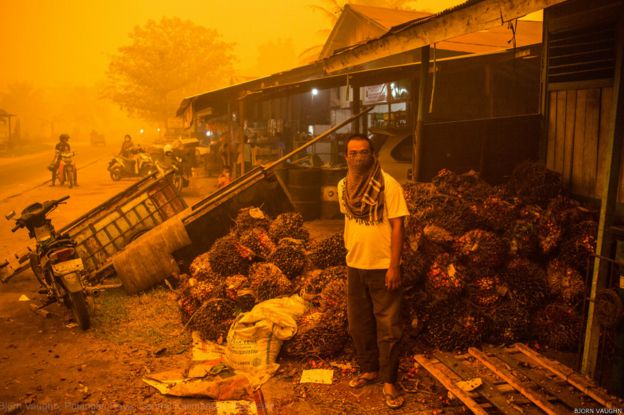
[91, 287, 191, 355]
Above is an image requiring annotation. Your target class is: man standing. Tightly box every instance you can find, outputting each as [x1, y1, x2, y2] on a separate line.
[338, 134, 408, 410]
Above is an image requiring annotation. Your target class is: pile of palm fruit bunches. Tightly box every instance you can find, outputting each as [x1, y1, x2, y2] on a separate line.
[177, 161, 597, 356]
[176, 207, 350, 358]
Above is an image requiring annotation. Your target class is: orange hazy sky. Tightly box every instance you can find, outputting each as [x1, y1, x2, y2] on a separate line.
[1, 0, 491, 89]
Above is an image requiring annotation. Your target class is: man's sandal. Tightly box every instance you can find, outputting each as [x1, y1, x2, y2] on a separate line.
[348, 374, 378, 388]
[382, 389, 405, 409]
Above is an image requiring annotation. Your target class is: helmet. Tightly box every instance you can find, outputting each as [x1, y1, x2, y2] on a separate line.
[163, 144, 173, 154]
[60, 133, 70, 142]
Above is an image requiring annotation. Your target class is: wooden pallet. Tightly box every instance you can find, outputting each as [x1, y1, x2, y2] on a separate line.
[414, 343, 623, 414]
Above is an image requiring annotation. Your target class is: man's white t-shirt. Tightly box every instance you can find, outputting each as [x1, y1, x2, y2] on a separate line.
[338, 171, 409, 270]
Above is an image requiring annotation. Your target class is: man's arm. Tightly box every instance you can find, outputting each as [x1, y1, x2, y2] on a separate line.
[385, 216, 404, 290]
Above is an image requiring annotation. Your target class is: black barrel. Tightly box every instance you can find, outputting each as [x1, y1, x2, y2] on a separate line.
[287, 167, 321, 220]
[320, 167, 347, 219]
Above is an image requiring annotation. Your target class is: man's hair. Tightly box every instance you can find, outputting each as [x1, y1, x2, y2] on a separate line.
[344, 133, 374, 154]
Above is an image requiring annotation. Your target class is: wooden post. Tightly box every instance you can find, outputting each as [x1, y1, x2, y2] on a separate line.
[238, 98, 246, 177]
[412, 45, 430, 182]
[539, 10, 551, 164]
[582, 17, 624, 378]
[352, 84, 361, 134]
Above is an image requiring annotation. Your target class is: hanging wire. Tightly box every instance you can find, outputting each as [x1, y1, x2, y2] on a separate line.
[429, 43, 437, 114]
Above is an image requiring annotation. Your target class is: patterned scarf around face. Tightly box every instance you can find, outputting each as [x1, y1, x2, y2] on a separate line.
[342, 157, 385, 225]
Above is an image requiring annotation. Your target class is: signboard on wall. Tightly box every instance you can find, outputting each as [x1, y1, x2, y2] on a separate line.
[363, 84, 387, 104]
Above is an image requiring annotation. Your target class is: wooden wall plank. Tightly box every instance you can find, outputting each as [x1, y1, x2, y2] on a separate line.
[563, 90, 577, 186]
[583, 88, 601, 196]
[547, 91, 558, 170]
[620, 122, 624, 203]
[571, 90, 587, 195]
[597, 87, 614, 199]
[555, 90, 567, 174]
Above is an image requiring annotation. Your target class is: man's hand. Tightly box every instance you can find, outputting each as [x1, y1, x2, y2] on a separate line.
[385, 265, 401, 290]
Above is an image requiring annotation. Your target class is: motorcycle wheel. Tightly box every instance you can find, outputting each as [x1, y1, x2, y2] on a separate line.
[66, 168, 74, 188]
[110, 168, 121, 181]
[29, 254, 46, 288]
[172, 175, 183, 193]
[67, 291, 90, 330]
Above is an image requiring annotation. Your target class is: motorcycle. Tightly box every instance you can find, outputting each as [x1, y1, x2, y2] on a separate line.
[156, 155, 190, 192]
[58, 151, 77, 188]
[7, 196, 91, 329]
[108, 147, 156, 181]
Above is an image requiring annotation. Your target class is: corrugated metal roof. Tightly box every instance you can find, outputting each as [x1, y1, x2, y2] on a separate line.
[346, 4, 542, 53]
[347, 4, 430, 29]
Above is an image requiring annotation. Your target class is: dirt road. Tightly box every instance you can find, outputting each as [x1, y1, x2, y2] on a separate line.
[0, 152, 440, 414]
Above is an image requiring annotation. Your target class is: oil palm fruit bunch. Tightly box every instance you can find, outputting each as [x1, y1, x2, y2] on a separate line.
[504, 161, 564, 207]
[456, 229, 507, 269]
[298, 270, 329, 306]
[505, 219, 540, 259]
[224, 275, 256, 311]
[473, 195, 519, 233]
[234, 206, 271, 236]
[282, 308, 348, 358]
[308, 233, 347, 269]
[268, 212, 310, 243]
[504, 258, 549, 311]
[546, 259, 586, 306]
[485, 300, 530, 345]
[249, 262, 293, 302]
[424, 299, 487, 351]
[467, 273, 505, 307]
[189, 251, 213, 281]
[559, 220, 597, 273]
[319, 278, 347, 314]
[208, 234, 254, 277]
[417, 194, 479, 235]
[432, 169, 492, 202]
[531, 302, 583, 351]
[239, 227, 276, 259]
[401, 181, 438, 214]
[190, 297, 241, 343]
[190, 279, 225, 304]
[425, 253, 467, 300]
[268, 238, 306, 280]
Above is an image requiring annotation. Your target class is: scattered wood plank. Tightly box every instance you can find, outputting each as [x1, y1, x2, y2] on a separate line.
[414, 345, 624, 415]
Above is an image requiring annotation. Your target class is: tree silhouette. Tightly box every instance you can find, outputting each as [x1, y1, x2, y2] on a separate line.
[106, 17, 235, 127]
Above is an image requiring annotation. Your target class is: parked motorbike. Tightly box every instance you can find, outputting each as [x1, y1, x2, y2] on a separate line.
[7, 196, 91, 329]
[108, 147, 155, 181]
[156, 155, 190, 192]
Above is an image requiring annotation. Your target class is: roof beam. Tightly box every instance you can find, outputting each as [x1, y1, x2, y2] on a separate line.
[323, 0, 564, 73]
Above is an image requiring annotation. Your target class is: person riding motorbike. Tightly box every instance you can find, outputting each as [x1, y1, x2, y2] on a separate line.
[119, 134, 134, 158]
[118, 134, 146, 174]
[50, 134, 71, 186]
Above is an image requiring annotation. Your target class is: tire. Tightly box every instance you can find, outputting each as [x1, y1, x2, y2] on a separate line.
[65, 167, 74, 188]
[110, 168, 121, 181]
[172, 175, 183, 193]
[29, 254, 46, 288]
[67, 291, 90, 330]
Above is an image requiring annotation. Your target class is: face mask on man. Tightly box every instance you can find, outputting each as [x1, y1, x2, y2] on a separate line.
[346, 152, 374, 172]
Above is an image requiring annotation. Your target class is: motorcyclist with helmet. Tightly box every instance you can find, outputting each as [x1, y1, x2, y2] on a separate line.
[119, 134, 146, 174]
[50, 134, 71, 186]
[119, 134, 134, 158]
